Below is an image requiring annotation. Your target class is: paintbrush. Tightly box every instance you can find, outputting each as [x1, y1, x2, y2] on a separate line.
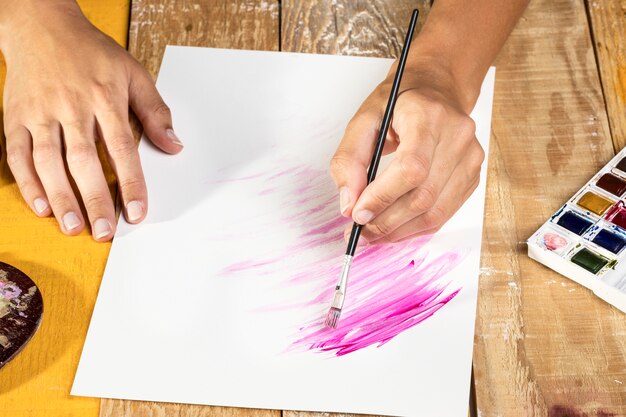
[325, 9, 420, 329]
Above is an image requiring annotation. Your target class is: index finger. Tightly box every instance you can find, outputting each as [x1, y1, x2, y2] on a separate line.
[329, 111, 381, 217]
[351, 122, 437, 225]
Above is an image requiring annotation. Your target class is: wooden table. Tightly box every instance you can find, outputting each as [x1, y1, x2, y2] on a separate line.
[1, 0, 625, 416]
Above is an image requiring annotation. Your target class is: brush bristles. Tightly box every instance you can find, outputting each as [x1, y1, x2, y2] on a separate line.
[325, 307, 341, 329]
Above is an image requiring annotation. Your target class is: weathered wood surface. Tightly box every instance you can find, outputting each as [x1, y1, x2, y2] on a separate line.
[474, 0, 626, 415]
[128, 0, 280, 79]
[587, 0, 626, 151]
[281, 0, 430, 56]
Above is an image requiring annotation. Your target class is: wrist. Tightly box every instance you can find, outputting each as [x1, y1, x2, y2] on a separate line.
[0, 0, 83, 56]
[402, 41, 484, 114]
[385, 44, 479, 114]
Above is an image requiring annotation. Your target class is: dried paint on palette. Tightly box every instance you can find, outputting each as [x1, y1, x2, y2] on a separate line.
[220, 164, 465, 357]
[529, 150, 626, 314]
[0, 262, 43, 368]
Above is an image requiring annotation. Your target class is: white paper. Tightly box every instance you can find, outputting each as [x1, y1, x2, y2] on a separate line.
[72, 46, 495, 417]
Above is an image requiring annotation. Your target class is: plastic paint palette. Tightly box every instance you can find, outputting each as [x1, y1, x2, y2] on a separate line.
[528, 152, 626, 313]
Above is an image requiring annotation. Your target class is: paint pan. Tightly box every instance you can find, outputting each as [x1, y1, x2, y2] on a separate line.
[596, 173, 626, 197]
[570, 248, 609, 274]
[551, 208, 594, 236]
[575, 191, 614, 216]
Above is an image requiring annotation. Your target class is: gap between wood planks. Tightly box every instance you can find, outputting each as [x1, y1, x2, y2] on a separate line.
[582, 0, 615, 152]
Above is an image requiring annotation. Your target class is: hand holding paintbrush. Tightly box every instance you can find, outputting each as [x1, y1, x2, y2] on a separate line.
[325, 9, 420, 329]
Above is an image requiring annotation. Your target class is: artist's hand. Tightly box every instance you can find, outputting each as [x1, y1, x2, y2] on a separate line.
[1, 1, 182, 241]
[331, 62, 485, 244]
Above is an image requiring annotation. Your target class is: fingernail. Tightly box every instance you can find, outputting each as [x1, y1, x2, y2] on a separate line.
[126, 200, 144, 222]
[355, 210, 375, 225]
[33, 198, 48, 214]
[94, 218, 112, 239]
[166, 129, 184, 147]
[63, 212, 81, 231]
[357, 237, 369, 247]
[339, 187, 351, 215]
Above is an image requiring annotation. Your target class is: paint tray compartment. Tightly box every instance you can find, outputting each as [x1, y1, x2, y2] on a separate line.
[528, 149, 626, 314]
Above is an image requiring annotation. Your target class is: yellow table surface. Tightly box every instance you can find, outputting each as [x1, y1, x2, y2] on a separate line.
[0, 2, 128, 417]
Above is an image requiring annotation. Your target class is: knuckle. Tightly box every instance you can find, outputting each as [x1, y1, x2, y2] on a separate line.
[371, 189, 395, 208]
[118, 176, 145, 193]
[367, 218, 394, 238]
[30, 120, 56, 133]
[61, 114, 91, 131]
[82, 192, 110, 210]
[329, 152, 352, 176]
[66, 143, 97, 168]
[92, 83, 120, 109]
[345, 110, 378, 134]
[456, 117, 477, 141]
[398, 153, 429, 187]
[409, 183, 438, 213]
[6, 145, 28, 169]
[55, 88, 81, 108]
[15, 177, 36, 195]
[47, 191, 72, 209]
[423, 206, 447, 230]
[473, 145, 486, 167]
[106, 137, 137, 160]
[153, 101, 171, 117]
[32, 142, 60, 165]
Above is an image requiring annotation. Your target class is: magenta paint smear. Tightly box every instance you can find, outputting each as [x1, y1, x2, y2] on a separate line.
[220, 164, 466, 356]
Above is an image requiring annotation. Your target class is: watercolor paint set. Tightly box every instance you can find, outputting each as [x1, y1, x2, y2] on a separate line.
[528, 149, 626, 313]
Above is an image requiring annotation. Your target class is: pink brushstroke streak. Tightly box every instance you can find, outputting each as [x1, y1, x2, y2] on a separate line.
[291, 247, 464, 356]
[219, 164, 466, 356]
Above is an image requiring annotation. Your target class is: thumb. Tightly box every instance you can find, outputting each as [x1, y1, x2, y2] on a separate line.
[330, 112, 380, 217]
[128, 66, 183, 154]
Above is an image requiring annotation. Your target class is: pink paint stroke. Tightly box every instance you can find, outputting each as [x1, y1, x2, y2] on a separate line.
[219, 164, 466, 356]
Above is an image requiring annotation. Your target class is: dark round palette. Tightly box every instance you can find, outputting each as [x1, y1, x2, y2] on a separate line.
[0, 262, 43, 369]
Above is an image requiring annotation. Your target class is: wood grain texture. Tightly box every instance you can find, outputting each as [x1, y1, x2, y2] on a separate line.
[587, 0, 626, 150]
[0, 3, 130, 417]
[101, 401, 281, 417]
[281, 0, 430, 56]
[100, 1, 279, 416]
[128, 0, 280, 79]
[474, 0, 626, 415]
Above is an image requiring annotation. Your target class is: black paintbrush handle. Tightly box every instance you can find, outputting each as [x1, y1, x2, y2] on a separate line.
[345, 9, 419, 257]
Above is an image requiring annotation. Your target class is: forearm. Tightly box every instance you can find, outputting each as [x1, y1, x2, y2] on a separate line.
[406, 0, 529, 112]
[0, 0, 83, 55]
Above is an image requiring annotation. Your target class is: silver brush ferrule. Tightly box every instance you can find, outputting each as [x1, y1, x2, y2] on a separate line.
[331, 255, 353, 308]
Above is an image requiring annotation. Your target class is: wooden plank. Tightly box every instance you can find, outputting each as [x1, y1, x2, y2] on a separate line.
[100, 1, 280, 416]
[280, 2, 431, 417]
[101, 401, 282, 417]
[474, 0, 626, 415]
[0, 3, 130, 417]
[129, 0, 280, 79]
[587, 0, 626, 150]
[281, 0, 429, 56]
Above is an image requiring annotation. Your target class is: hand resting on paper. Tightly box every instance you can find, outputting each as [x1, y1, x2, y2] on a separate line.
[0, 1, 182, 241]
[331, 0, 529, 244]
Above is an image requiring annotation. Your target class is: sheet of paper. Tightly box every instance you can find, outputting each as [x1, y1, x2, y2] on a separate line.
[72, 46, 495, 417]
